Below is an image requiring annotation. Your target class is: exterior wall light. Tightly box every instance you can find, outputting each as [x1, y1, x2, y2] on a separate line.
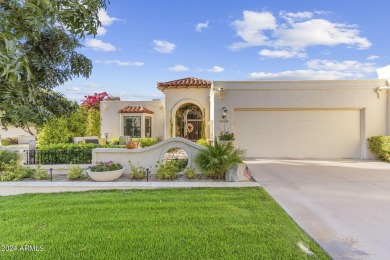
[222, 107, 228, 119]
[214, 87, 226, 99]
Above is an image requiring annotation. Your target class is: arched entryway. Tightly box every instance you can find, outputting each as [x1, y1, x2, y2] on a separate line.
[175, 103, 203, 142]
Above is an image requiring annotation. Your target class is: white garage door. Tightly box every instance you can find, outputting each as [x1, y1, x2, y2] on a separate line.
[234, 109, 361, 158]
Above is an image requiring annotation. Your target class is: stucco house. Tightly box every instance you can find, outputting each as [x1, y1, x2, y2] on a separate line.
[101, 65, 390, 160]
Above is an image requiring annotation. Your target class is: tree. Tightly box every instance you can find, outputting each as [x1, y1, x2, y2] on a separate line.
[37, 107, 88, 145]
[0, 0, 108, 133]
[0, 0, 108, 80]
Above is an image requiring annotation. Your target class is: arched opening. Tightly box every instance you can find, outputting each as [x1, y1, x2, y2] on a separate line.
[164, 147, 189, 172]
[175, 103, 203, 142]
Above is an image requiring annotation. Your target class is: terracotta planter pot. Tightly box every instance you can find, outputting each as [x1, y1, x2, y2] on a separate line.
[126, 140, 137, 149]
[87, 168, 124, 182]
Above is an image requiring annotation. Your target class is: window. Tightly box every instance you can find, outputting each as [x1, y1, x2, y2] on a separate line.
[145, 117, 152, 138]
[124, 116, 141, 138]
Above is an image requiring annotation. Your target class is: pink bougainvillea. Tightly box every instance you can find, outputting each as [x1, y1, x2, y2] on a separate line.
[81, 92, 120, 110]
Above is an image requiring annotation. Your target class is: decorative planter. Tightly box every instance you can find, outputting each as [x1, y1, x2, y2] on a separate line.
[126, 140, 137, 149]
[87, 168, 124, 182]
[218, 140, 234, 145]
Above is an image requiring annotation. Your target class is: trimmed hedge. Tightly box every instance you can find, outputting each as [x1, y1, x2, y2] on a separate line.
[35, 143, 125, 164]
[367, 136, 390, 161]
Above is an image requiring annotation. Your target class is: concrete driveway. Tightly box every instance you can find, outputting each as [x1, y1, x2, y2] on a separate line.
[246, 159, 390, 260]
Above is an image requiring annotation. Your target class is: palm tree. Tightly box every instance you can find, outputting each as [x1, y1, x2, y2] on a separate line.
[195, 139, 246, 179]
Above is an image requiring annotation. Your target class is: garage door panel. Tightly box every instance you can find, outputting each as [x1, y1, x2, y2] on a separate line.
[235, 110, 361, 158]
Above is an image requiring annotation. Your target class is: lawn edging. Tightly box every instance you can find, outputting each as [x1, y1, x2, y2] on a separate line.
[0, 181, 260, 196]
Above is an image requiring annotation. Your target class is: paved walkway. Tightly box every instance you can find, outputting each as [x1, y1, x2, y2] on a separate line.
[247, 159, 390, 260]
[0, 181, 260, 196]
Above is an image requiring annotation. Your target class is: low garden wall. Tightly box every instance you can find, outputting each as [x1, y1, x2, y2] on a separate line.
[92, 137, 206, 174]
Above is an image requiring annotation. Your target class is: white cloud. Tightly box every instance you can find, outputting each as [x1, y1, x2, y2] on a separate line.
[153, 40, 176, 53]
[96, 27, 107, 36]
[306, 59, 376, 73]
[259, 49, 306, 59]
[195, 21, 209, 32]
[98, 9, 120, 26]
[367, 55, 380, 60]
[248, 70, 357, 80]
[279, 11, 313, 24]
[230, 10, 371, 55]
[65, 87, 81, 92]
[96, 60, 144, 66]
[168, 65, 189, 71]
[83, 82, 99, 88]
[230, 11, 276, 50]
[199, 66, 224, 73]
[248, 59, 376, 80]
[274, 19, 371, 50]
[96, 10, 120, 37]
[85, 39, 116, 51]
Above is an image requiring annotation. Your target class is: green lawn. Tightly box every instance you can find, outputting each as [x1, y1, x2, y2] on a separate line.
[0, 188, 329, 259]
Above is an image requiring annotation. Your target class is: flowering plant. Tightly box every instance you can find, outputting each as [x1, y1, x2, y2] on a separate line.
[81, 92, 120, 110]
[89, 161, 123, 172]
[218, 131, 235, 141]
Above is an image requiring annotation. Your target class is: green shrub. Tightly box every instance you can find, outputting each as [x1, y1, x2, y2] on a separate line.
[1, 138, 11, 146]
[67, 165, 85, 180]
[0, 164, 32, 181]
[0, 150, 21, 170]
[184, 168, 196, 179]
[195, 139, 246, 179]
[1, 165, 25, 181]
[128, 161, 146, 180]
[38, 108, 87, 146]
[22, 166, 35, 178]
[33, 165, 49, 180]
[140, 138, 157, 147]
[108, 138, 120, 145]
[0, 163, 49, 181]
[176, 158, 188, 171]
[155, 161, 179, 180]
[367, 136, 390, 161]
[130, 138, 157, 148]
[196, 139, 209, 147]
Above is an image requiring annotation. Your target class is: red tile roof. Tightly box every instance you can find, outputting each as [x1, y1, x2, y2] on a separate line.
[119, 106, 154, 114]
[157, 77, 211, 91]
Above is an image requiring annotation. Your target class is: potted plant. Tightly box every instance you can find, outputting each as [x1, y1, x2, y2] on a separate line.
[218, 131, 235, 144]
[87, 161, 124, 181]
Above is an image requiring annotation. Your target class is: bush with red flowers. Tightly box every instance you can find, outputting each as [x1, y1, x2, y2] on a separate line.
[81, 92, 120, 110]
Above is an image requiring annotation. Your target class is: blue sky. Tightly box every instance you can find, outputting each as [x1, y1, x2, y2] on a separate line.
[59, 0, 390, 102]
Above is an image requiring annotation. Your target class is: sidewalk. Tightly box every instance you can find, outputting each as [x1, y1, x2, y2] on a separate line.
[0, 181, 260, 196]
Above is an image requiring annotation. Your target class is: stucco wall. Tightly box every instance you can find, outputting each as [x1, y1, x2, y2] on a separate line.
[0, 126, 36, 138]
[92, 137, 206, 174]
[377, 65, 390, 79]
[100, 100, 165, 140]
[213, 79, 389, 159]
[163, 88, 211, 139]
